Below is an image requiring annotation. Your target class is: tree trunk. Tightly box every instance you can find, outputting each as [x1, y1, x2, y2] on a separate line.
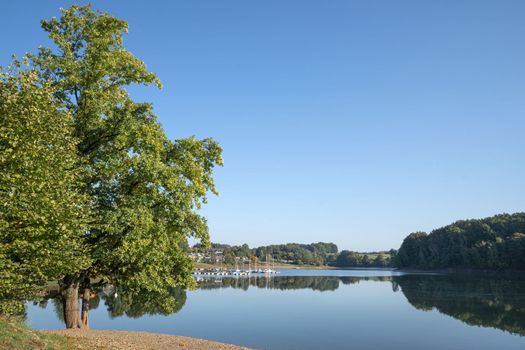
[62, 276, 82, 329]
[81, 286, 90, 329]
[62, 276, 84, 328]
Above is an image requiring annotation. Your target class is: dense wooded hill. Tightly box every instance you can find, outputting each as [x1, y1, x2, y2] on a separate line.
[395, 213, 525, 270]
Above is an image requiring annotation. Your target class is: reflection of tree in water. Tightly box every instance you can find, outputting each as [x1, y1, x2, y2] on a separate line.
[105, 287, 186, 319]
[38, 286, 186, 322]
[394, 274, 525, 336]
[35, 274, 525, 337]
[339, 276, 392, 285]
[39, 291, 102, 323]
[198, 274, 525, 336]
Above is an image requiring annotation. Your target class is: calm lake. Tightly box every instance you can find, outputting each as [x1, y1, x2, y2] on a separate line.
[27, 269, 525, 350]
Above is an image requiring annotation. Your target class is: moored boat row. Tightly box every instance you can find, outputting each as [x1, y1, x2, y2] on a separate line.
[193, 268, 279, 276]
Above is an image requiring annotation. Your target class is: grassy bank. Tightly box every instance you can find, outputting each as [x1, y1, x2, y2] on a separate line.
[0, 317, 75, 350]
[1, 317, 249, 350]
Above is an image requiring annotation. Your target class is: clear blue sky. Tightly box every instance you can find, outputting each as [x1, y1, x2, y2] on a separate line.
[2, 1, 524, 251]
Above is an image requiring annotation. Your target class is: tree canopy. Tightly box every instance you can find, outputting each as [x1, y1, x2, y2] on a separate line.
[0, 65, 89, 315]
[195, 242, 339, 266]
[334, 250, 393, 268]
[1, 4, 223, 326]
[395, 213, 525, 270]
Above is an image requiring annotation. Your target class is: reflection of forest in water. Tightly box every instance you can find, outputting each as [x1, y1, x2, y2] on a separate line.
[34, 274, 525, 336]
[195, 275, 393, 292]
[201, 274, 525, 336]
[396, 274, 525, 337]
[35, 287, 187, 321]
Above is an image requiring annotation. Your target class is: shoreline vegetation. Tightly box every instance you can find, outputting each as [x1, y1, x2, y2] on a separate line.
[197, 262, 525, 275]
[0, 317, 89, 350]
[396, 213, 525, 270]
[191, 242, 394, 269]
[196, 213, 525, 273]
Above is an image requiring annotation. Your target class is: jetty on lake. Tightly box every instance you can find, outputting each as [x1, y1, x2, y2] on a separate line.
[194, 254, 279, 276]
[193, 268, 279, 276]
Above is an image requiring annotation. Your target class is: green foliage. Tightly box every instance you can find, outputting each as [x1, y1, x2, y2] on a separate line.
[24, 4, 223, 295]
[197, 242, 396, 267]
[0, 316, 101, 350]
[1, 4, 222, 324]
[0, 66, 89, 315]
[255, 242, 338, 265]
[196, 242, 339, 266]
[396, 213, 525, 270]
[334, 250, 393, 268]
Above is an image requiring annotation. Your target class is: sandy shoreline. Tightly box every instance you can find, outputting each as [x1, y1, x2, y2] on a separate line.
[44, 329, 252, 350]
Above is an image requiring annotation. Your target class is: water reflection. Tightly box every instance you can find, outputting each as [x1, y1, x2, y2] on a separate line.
[34, 286, 186, 320]
[32, 273, 525, 337]
[395, 273, 525, 337]
[195, 275, 394, 292]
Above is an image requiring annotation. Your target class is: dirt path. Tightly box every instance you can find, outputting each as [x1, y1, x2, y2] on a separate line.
[44, 329, 252, 350]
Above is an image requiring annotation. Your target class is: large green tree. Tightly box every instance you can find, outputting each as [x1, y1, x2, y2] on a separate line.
[25, 5, 222, 328]
[0, 65, 89, 315]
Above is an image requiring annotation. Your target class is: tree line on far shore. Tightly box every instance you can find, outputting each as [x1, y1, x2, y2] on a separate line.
[395, 213, 525, 270]
[193, 242, 395, 267]
[198, 212, 525, 271]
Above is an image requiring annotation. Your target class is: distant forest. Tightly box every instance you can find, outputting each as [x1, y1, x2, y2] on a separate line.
[195, 212, 525, 271]
[395, 213, 525, 270]
[192, 242, 394, 267]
